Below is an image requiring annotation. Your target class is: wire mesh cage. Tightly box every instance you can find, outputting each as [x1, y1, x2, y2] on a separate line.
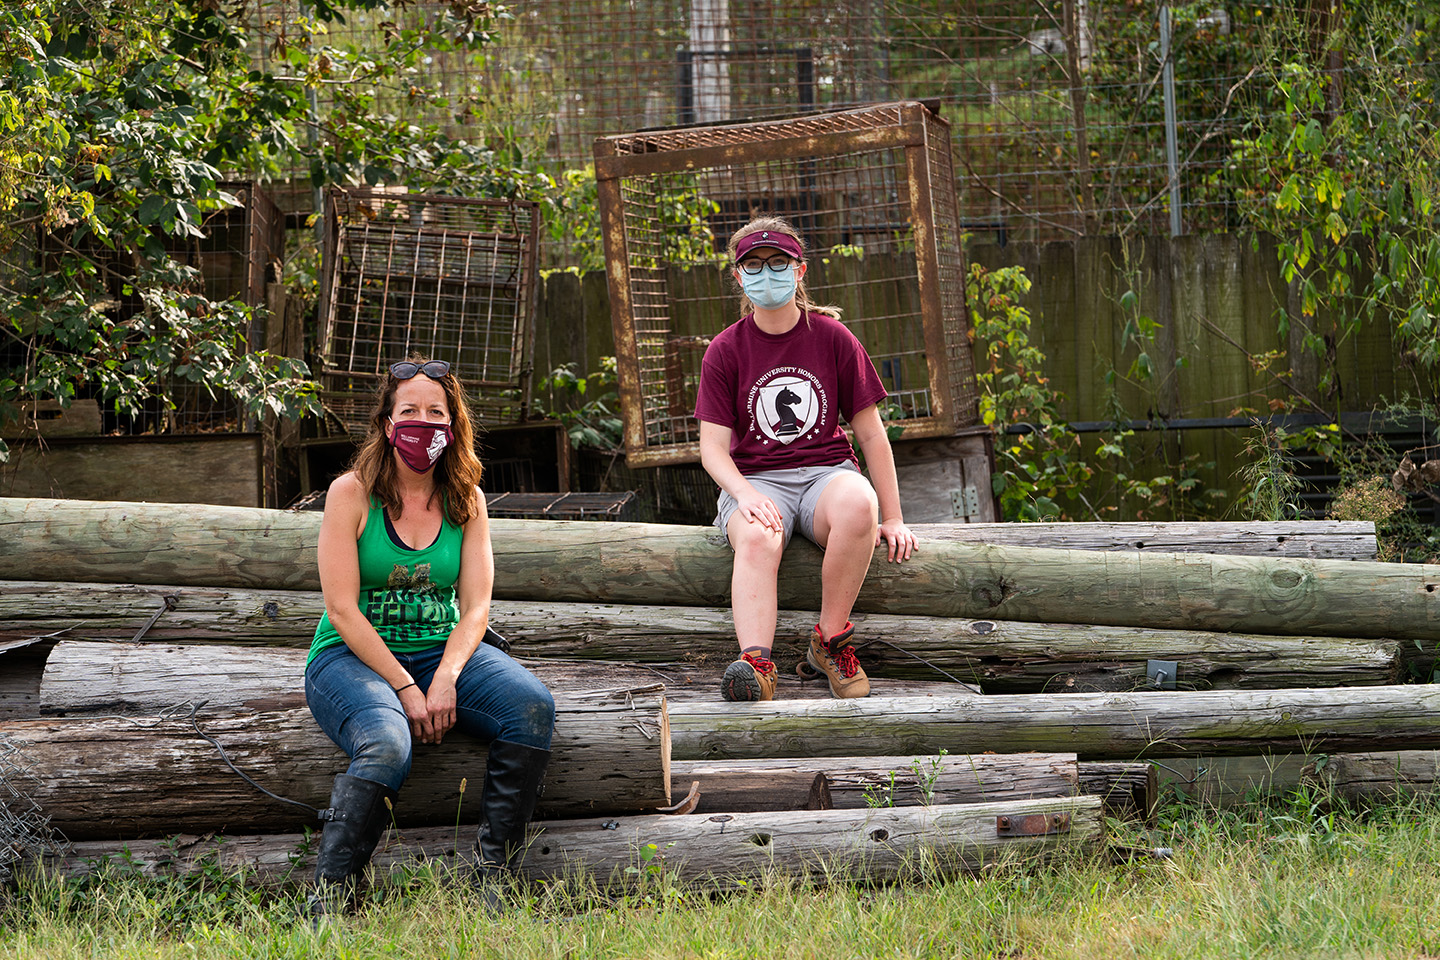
[243, 0, 1276, 255]
[22, 181, 284, 436]
[316, 189, 541, 433]
[595, 100, 978, 467]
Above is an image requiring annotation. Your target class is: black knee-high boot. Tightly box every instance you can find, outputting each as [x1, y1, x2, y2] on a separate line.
[310, 774, 398, 919]
[473, 740, 551, 901]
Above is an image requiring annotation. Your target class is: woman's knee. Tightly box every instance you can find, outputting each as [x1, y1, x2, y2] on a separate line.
[503, 685, 556, 749]
[347, 710, 413, 785]
[824, 479, 878, 529]
[728, 515, 785, 564]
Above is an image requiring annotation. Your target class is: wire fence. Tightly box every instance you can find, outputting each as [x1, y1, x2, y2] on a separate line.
[247, 0, 1304, 260]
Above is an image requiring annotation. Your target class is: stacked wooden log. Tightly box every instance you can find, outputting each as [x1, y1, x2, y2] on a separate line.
[5, 497, 1440, 886]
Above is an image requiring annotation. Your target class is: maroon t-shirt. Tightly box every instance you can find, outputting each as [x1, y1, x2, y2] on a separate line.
[694, 312, 889, 475]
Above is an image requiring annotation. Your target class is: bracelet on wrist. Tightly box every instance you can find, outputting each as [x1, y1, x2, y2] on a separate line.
[393, 681, 418, 695]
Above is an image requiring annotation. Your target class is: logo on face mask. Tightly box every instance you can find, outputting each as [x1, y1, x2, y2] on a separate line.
[747, 368, 826, 445]
[388, 419, 454, 473]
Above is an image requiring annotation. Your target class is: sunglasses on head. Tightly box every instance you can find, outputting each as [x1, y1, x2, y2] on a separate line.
[389, 360, 451, 380]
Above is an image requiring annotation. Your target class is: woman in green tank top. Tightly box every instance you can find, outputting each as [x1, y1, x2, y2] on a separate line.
[303, 357, 555, 918]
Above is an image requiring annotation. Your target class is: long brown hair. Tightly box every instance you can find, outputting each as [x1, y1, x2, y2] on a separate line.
[349, 356, 484, 527]
[726, 215, 841, 322]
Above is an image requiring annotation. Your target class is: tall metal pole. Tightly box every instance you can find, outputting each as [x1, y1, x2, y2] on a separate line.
[1160, 3, 1182, 237]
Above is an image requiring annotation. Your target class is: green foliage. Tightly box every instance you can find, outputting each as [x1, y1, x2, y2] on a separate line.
[1221, 0, 1440, 402]
[911, 748, 948, 806]
[542, 167, 719, 275]
[0, 0, 569, 456]
[536, 357, 623, 451]
[968, 261, 1093, 521]
[863, 769, 901, 809]
[1233, 422, 1313, 522]
[545, 166, 607, 274]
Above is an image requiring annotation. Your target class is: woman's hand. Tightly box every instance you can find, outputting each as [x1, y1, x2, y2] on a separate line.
[735, 487, 785, 533]
[877, 518, 917, 562]
[397, 685, 437, 744]
[423, 677, 458, 744]
[400, 680, 458, 745]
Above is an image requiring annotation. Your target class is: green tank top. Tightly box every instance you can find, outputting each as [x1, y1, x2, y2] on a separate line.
[307, 498, 464, 666]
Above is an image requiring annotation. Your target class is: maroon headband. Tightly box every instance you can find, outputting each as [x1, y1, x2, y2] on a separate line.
[734, 229, 804, 261]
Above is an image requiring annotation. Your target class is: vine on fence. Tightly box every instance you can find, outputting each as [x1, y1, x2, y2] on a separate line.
[968, 261, 1093, 521]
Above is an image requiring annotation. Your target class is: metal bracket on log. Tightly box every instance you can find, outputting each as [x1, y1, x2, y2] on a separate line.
[996, 812, 1070, 837]
[1147, 659, 1178, 690]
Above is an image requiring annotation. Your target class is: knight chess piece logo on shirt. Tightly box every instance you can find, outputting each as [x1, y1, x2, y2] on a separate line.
[749, 368, 826, 445]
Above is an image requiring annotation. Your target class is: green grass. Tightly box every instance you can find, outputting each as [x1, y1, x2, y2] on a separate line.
[7, 794, 1440, 959]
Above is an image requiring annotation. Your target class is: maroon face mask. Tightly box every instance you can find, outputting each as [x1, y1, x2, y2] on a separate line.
[388, 419, 454, 473]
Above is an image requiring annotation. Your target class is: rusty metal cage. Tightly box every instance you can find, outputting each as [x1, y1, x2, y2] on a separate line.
[595, 101, 977, 467]
[317, 189, 541, 433]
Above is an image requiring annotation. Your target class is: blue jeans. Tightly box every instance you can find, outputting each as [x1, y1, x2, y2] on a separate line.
[304, 641, 556, 792]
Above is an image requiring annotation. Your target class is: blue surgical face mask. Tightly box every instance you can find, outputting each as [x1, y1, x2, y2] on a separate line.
[740, 263, 798, 310]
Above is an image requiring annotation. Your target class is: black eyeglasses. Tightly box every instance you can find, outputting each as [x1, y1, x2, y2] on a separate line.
[738, 254, 796, 276]
[390, 360, 451, 380]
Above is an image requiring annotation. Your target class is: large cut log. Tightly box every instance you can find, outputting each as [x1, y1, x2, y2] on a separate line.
[3, 498, 1436, 642]
[49, 796, 1105, 885]
[1076, 761, 1158, 823]
[666, 685, 1440, 762]
[0, 698, 669, 839]
[1, 582, 1404, 692]
[672, 754, 1079, 814]
[28, 641, 972, 720]
[669, 756, 1154, 822]
[1312, 750, 1440, 804]
[913, 520, 1377, 560]
[1102, 751, 1440, 808]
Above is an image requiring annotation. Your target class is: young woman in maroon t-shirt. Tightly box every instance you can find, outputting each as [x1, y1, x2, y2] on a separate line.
[693, 216, 917, 701]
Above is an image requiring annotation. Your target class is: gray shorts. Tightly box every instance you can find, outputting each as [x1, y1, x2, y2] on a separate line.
[716, 462, 865, 548]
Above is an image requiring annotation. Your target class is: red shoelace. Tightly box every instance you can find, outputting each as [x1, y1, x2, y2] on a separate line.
[742, 652, 776, 675]
[829, 642, 861, 678]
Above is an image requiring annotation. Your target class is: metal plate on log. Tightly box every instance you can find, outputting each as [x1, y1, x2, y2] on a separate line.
[996, 813, 1070, 837]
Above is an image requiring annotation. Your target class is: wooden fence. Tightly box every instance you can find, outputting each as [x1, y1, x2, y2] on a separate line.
[534, 233, 1409, 517]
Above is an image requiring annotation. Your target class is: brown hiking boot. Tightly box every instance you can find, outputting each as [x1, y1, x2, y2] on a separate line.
[721, 651, 779, 702]
[806, 622, 870, 698]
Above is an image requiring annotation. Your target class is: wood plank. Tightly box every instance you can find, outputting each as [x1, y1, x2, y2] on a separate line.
[672, 753, 1079, 814]
[1172, 234, 1214, 419]
[1037, 240, 1081, 420]
[910, 520, 1377, 559]
[0, 400, 102, 439]
[2, 587, 1400, 693]
[0, 437, 263, 507]
[1204, 234, 1253, 420]
[1321, 750, 1440, 804]
[2, 499, 1433, 643]
[0, 697, 670, 838]
[30, 641, 973, 718]
[665, 686, 1440, 762]
[1076, 761, 1157, 823]
[1150, 750, 1440, 807]
[535, 270, 584, 409]
[1150, 754, 1313, 807]
[49, 796, 1105, 886]
[580, 269, 615, 383]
